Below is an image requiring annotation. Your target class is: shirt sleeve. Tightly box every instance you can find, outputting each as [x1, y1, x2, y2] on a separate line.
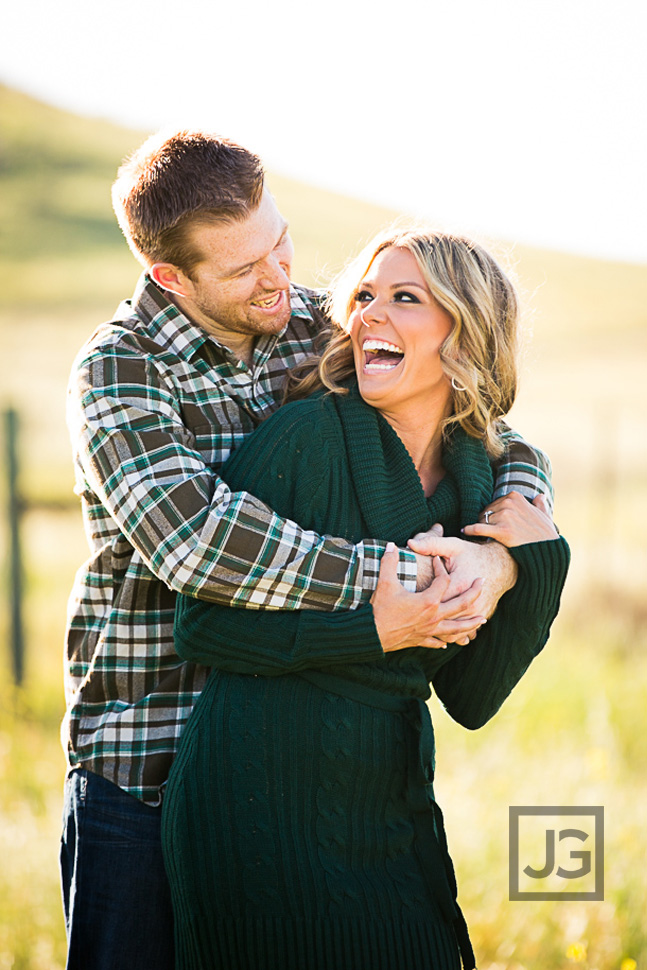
[69, 337, 417, 610]
[171, 393, 388, 670]
[492, 427, 555, 512]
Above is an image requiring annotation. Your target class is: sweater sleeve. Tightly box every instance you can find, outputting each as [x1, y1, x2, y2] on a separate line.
[174, 593, 383, 673]
[174, 398, 385, 672]
[431, 535, 570, 729]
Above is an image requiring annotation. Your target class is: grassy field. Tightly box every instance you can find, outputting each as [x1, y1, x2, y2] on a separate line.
[1, 83, 646, 969]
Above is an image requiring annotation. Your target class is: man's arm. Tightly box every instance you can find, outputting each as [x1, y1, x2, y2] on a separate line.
[173, 547, 486, 673]
[69, 337, 417, 612]
[493, 427, 554, 510]
[168, 409, 561, 668]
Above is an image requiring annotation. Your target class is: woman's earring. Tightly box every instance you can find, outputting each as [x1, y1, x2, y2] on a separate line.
[451, 377, 468, 392]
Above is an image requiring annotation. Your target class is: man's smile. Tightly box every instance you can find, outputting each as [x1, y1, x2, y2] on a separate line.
[251, 291, 285, 310]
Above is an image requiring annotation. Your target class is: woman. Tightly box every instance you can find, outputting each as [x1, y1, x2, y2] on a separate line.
[162, 228, 570, 970]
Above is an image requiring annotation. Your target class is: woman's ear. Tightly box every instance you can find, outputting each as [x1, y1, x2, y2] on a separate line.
[150, 262, 191, 298]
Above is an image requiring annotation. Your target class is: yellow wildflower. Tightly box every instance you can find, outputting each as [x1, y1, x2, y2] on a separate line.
[566, 942, 587, 962]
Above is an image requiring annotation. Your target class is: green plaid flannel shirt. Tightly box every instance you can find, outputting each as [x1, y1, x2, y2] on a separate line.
[64, 275, 553, 803]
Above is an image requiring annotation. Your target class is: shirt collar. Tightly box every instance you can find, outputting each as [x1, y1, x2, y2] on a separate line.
[116, 274, 316, 360]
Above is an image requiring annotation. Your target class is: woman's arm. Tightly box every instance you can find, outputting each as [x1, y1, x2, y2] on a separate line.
[431, 490, 570, 728]
[173, 397, 386, 673]
[174, 592, 383, 674]
[174, 553, 486, 673]
[175, 396, 567, 688]
[173, 395, 486, 673]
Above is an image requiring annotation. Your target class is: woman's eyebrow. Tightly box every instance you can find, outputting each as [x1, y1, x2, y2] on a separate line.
[390, 281, 428, 289]
[359, 280, 428, 290]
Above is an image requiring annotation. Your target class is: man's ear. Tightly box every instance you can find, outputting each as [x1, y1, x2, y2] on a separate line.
[150, 262, 191, 298]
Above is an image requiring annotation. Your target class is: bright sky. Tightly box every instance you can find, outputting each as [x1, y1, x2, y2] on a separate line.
[4, 0, 646, 263]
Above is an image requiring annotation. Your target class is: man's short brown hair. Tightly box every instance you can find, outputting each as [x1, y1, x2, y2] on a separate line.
[112, 129, 265, 275]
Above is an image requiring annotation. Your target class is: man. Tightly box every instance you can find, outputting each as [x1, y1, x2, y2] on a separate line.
[61, 129, 552, 969]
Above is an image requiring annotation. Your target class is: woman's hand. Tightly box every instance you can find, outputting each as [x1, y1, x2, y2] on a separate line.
[372, 544, 487, 652]
[462, 492, 558, 547]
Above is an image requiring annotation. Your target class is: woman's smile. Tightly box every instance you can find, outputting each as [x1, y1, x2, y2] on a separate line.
[362, 338, 405, 373]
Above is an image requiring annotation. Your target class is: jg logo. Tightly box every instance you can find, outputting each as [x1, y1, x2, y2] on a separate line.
[509, 806, 604, 901]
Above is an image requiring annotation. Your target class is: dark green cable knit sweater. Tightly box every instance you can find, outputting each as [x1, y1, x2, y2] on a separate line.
[162, 385, 570, 970]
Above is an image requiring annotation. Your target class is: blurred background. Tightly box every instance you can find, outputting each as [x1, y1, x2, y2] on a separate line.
[1, 1, 646, 966]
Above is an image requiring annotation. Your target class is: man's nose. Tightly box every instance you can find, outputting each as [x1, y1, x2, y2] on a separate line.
[258, 254, 290, 290]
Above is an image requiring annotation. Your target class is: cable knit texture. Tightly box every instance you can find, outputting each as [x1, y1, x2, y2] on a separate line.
[162, 385, 570, 970]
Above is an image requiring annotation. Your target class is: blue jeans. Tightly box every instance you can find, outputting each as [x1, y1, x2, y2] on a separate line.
[60, 769, 175, 970]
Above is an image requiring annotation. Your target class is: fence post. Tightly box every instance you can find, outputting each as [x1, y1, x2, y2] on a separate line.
[5, 408, 25, 685]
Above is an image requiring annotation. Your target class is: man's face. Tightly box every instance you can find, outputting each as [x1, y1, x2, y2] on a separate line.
[176, 190, 294, 342]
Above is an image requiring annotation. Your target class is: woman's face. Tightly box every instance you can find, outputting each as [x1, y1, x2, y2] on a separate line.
[348, 247, 454, 421]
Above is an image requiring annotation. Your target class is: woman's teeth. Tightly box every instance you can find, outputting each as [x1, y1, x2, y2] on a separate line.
[363, 338, 404, 372]
[364, 339, 403, 354]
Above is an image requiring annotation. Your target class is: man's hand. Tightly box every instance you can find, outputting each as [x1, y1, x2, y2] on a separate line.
[412, 523, 443, 591]
[372, 544, 486, 652]
[407, 530, 518, 620]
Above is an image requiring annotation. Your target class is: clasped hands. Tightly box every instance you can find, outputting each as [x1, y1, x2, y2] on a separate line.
[372, 492, 557, 653]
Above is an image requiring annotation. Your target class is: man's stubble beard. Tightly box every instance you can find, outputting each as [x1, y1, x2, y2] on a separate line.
[192, 289, 291, 338]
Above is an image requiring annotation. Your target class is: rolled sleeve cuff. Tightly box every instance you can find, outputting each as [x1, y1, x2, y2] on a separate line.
[362, 542, 418, 596]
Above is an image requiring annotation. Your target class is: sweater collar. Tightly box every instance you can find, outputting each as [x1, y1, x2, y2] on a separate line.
[333, 383, 494, 544]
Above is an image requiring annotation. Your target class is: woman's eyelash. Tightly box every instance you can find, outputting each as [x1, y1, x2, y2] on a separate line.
[352, 289, 420, 303]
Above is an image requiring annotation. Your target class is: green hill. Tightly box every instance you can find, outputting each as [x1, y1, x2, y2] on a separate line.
[0, 85, 144, 260]
[0, 81, 645, 515]
[1, 82, 645, 343]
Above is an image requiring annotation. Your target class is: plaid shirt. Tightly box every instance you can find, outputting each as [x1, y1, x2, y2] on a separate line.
[64, 274, 553, 804]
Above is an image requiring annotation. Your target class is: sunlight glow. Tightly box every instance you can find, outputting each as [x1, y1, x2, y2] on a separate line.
[3, 0, 646, 262]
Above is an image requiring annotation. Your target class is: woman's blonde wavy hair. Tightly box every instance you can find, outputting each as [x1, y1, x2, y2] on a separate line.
[286, 226, 519, 459]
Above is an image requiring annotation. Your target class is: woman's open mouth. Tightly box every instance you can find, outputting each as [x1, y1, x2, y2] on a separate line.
[363, 339, 405, 373]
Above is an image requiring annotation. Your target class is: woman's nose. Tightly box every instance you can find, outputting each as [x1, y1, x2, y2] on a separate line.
[360, 298, 385, 328]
